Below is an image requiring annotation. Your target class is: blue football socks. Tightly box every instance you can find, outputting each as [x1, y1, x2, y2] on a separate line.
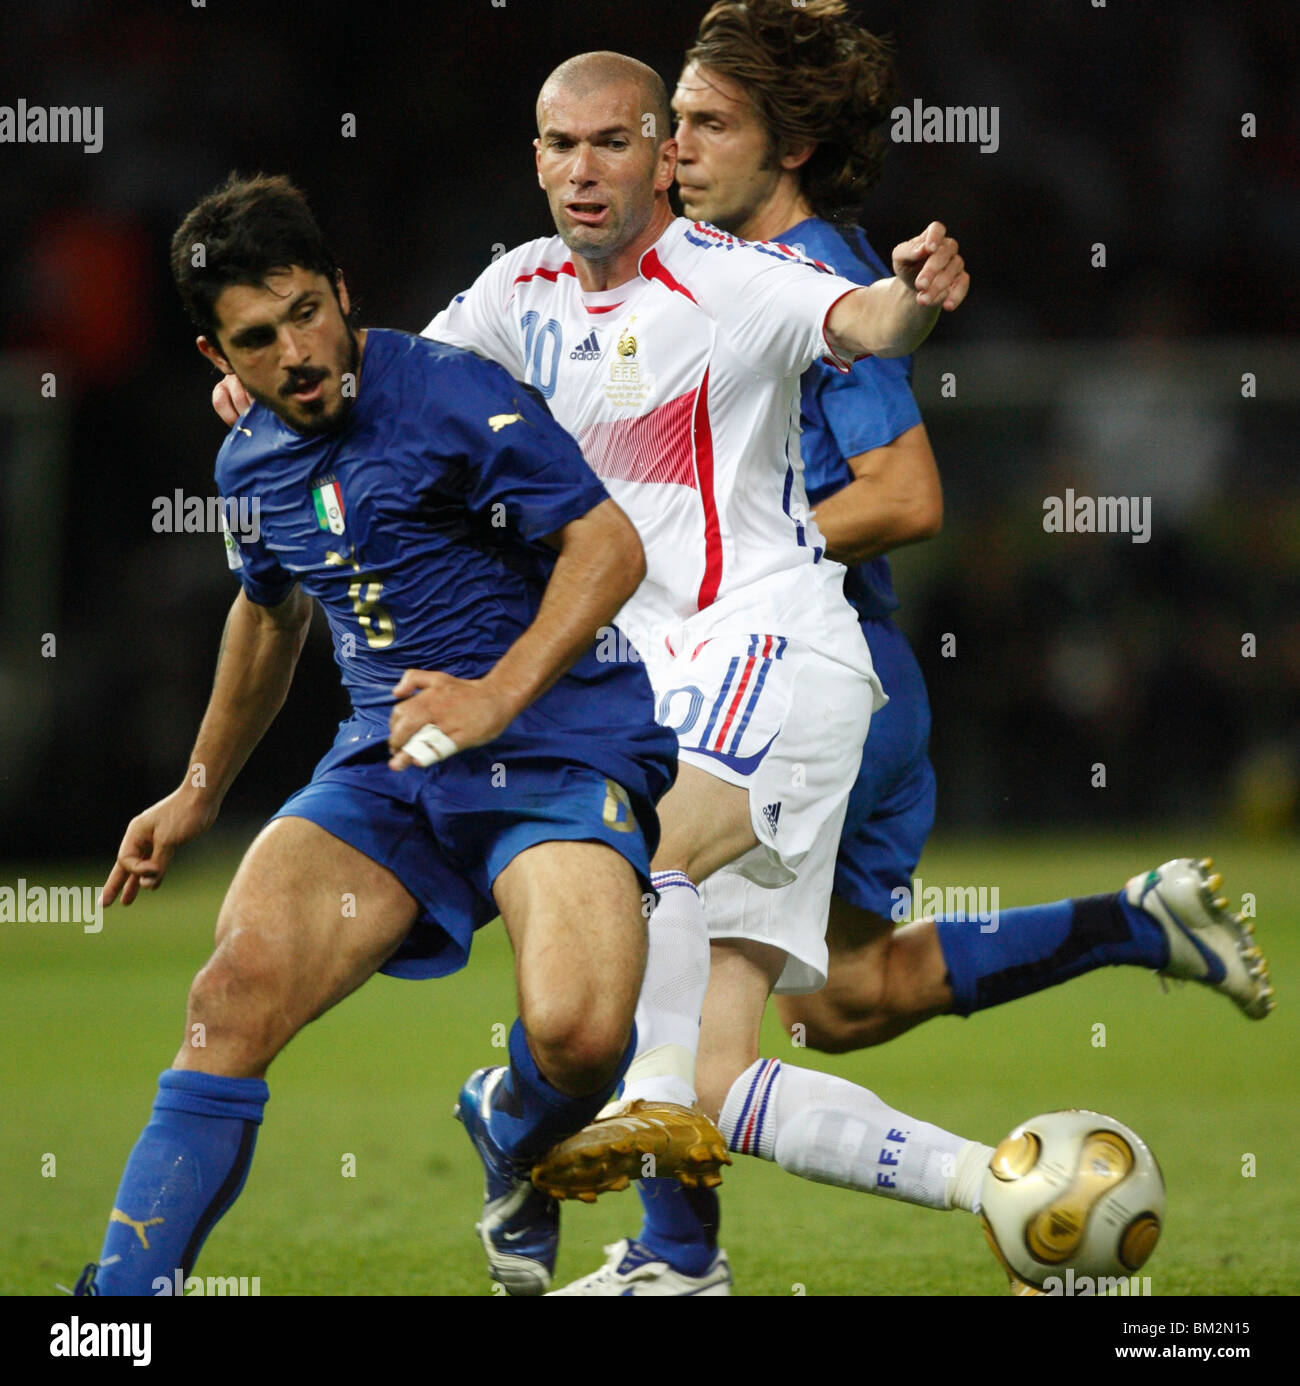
[636, 1178, 720, 1276]
[488, 1018, 636, 1165]
[92, 1069, 267, 1295]
[936, 891, 1168, 1016]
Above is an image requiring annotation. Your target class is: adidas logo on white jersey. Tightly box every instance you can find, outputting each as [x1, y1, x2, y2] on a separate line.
[762, 802, 782, 834]
[569, 330, 601, 361]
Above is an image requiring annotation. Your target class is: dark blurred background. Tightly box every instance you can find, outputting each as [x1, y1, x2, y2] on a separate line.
[2, 0, 1296, 858]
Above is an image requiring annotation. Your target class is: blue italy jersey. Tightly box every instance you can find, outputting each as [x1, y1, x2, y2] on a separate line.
[214, 329, 669, 785]
[781, 218, 924, 621]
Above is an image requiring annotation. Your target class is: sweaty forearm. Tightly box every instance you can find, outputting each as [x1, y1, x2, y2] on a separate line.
[829, 280, 941, 361]
[184, 590, 312, 805]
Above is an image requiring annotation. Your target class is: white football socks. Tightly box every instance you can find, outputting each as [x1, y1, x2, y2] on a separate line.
[719, 1059, 994, 1212]
[616, 871, 710, 1110]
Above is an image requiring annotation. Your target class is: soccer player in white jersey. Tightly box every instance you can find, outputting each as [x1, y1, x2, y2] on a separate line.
[419, 50, 1017, 1290]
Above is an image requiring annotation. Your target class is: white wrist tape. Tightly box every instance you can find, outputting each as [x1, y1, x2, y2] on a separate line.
[401, 722, 460, 766]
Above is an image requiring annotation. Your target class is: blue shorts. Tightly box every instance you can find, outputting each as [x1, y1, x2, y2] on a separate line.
[271, 714, 674, 980]
[833, 617, 937, 917]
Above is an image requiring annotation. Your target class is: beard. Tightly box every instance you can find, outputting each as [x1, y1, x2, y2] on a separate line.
[261, 326, 361, 436]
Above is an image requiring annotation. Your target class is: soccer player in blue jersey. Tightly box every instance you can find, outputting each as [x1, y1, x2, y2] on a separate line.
[75, 172, 681, 1297]
[548, 0, 1273, 1294]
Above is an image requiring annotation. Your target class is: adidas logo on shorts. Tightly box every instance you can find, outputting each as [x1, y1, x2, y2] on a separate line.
[762, 802, 782, 834]
[569, 330, 601, 361]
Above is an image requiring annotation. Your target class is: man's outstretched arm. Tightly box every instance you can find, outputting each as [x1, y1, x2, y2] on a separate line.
[102, 586, 314, 905]
[826, 221, 969, 361]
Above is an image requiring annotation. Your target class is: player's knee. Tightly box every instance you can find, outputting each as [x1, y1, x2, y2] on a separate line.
[785, 998, 862, 1054]
[781, 985, 890, 1054]
[524, 1000, 630, 1095]
[873, 931, 935, 1028]
[787, 934, 927, 1052]
[186, 932, 297, 1067]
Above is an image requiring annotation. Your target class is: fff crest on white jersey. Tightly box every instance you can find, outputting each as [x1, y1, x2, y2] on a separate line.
[605, 315, 650, 408]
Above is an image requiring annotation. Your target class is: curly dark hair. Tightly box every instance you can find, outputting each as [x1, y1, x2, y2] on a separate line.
[685, 0, 898, 223]
[170, 172, 344, 345]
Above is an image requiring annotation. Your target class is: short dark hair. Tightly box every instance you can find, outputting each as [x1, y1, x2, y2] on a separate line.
[170, 172, 343, 343]
[686, 0, 898, 223]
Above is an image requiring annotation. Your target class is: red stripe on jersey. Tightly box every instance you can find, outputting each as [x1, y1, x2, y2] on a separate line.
[640, 249, 698, 304]
[821, 288, 867, 373]
[584, 302, 624, 314]
[512, 262, 577, 287]
[714, 655, 757, 750]
[577, 390, 696, 487]
[692, 368, 722, 609]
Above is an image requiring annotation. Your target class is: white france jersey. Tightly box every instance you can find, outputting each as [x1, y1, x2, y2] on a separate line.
[423, 218, 871, 662]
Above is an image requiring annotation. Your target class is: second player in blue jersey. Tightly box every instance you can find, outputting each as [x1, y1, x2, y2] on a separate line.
[543, 2, 1271, 1297]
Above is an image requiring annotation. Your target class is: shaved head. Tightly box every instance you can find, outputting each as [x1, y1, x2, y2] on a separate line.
[532, 50, 678, 287]
[537, 51, 672, 145]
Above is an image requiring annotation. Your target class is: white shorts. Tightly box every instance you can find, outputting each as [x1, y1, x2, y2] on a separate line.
[639, 578, 883, 988]
[699, 836, 840, 995]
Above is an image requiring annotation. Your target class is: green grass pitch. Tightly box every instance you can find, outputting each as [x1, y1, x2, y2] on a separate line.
[2, 832, 1296, 1296]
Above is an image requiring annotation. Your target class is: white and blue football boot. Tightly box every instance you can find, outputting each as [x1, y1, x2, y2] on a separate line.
[1129, 857, 1274, 1018]
[546, 1239, 732, 1296]
[455, 1067, 559, 1296]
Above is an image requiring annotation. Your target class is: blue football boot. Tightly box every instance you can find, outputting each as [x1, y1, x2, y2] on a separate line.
[455, 1067, 559, 1295]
